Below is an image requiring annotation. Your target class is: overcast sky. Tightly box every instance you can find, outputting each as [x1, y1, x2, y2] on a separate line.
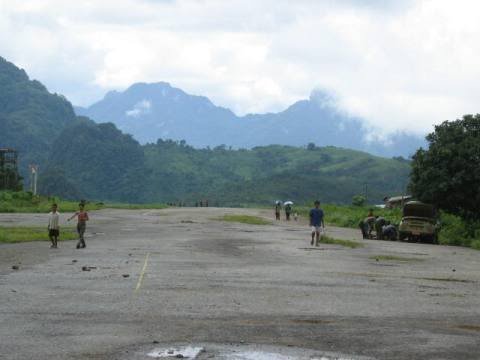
[1, 0, 479, 135]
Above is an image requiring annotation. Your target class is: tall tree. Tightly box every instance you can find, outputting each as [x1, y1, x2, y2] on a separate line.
[409, 114, 480, 224]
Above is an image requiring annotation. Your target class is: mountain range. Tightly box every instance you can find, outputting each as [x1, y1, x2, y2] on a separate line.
[76, 82, 426, 158]
[0, 55, 412, 204]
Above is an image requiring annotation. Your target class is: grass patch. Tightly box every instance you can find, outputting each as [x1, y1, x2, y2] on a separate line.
[0, 226, 77, 244]
[217, 214, 272, 225]
[0, 191, 169, 213]
[319, 236, 363, 248]
[370, 255, 424, 262]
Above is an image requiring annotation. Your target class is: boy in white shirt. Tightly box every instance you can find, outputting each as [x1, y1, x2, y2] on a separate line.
[48, 203, 60, 248]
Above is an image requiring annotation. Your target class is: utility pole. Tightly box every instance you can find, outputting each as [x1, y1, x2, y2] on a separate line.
[364, 182, 368, 204]
[29, 164, 38, 195]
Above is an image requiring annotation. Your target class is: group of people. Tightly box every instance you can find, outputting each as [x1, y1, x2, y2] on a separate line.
[47, 202, 89, 249]
[359, 210, 397, 240]
[274, 202, 297, 221]
[48, 199, 326, 249]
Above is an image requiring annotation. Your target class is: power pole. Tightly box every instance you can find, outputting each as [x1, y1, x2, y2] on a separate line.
[29, 164, 38, 195]
[364, 182, 368, 204]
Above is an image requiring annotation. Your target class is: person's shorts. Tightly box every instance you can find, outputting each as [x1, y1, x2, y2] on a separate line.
[311, 226, 322, 233]
[49, 229, 59, 237]
[77, 223, 86, 233]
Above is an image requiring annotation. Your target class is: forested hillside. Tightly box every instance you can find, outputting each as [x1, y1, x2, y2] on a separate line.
[143, 140, 410, 205]
[39, 117, 146, 202]
[0, 57, 76, 174]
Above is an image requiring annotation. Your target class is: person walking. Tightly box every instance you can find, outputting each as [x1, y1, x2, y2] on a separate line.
[309, 200, 325, 246]
[275, 202, 281, 220]
[68, 203, 89, 249]
[285, 203, 292, 221]
[47, 203, 60, 249]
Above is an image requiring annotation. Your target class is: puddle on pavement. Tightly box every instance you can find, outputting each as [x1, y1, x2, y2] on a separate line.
[127, 343, 373, 360]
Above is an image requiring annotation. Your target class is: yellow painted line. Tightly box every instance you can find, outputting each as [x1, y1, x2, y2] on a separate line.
[135, 252, 150, 293]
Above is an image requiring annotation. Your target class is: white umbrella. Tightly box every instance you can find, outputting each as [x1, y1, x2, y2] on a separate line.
[284, 201, 293, 205]
[275, 200, 282, 205]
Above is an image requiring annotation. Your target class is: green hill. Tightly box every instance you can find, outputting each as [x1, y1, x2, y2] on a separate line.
[40, 117, 146, 201]
[143, 141, 410, 205]
[0, 56, 76, 174]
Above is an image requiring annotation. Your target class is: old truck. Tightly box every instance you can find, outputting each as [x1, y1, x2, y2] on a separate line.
[398, 201, 439, 243]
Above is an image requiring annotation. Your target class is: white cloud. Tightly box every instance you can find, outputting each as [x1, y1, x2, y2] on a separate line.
[1, 0, 480, 136]
[125, 99, 152, 117]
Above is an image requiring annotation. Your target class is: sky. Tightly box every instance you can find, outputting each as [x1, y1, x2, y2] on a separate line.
[1, 0, 479, 135]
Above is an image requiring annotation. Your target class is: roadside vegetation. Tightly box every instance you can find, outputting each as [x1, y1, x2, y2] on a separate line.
[217, 214, 272, 225]
[296, 204, 401, 228]
[0, 191, 102, 213]
[0, 226, 77, 244]
[409, 115, 480, 250]
[0, 191, 167, 213]
[296, 203, 480, 250]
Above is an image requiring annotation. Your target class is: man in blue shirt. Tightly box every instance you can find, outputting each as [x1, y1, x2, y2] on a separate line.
[309, 200, 325, 246]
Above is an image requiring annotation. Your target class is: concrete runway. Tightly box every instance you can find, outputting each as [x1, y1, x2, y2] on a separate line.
[0, 208, 479, 359]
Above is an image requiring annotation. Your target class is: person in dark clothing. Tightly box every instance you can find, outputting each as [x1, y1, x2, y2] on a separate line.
[382, 222, 398, 241]
[285, 204, 292, 221]
[274, 202, 281, 220]
[359, 219, 368, 239]
[375, 216, 387, 240]
[309, 200, 325, 246]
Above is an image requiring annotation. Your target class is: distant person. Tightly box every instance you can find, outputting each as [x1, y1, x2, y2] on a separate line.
[382, 222, 397, 241]
[47, 203, 60, 249]
[206, 200, 209, 207]
[375, 216, 387, 240]
[275, 203, 281, 220]
[309, 200, 325, 246]
[358, 219, 368, 239]
[364, 210, 375, 239]
[285, 204, 292, 221]
[200, 200, 203, 207]
[68, 203, 89, 249]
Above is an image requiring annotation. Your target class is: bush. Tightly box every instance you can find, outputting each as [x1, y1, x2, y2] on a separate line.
[352, 195, 366, 207]
[438, 212, 480, 248]
[0, 191, 13, 201]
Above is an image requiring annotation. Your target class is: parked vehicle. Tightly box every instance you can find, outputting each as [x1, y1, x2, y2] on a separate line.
[398, 201, 439, 243]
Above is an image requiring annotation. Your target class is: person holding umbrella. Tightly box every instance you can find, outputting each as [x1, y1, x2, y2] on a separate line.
[274, 201, 282, 220]
[284, 201, 293, 221]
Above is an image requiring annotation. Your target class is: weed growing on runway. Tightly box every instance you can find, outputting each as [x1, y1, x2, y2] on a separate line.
[319, 236, 363, 248]
[370, 255, 424, 262]
[217, 215, 272, 225]
[0, 226, 77, 243]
